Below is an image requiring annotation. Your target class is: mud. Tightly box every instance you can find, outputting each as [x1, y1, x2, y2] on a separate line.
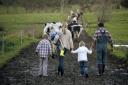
[0, 31, 128, 85]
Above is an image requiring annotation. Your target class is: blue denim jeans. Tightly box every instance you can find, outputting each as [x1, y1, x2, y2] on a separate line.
[58, 48, 68, 75]
[79, 61, 88, 76]
[96, 35, 108, 64]
[58, 57, 64, 75]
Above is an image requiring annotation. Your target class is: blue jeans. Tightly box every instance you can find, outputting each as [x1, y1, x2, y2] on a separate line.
[58, 48, 68, 75]
[79, 61, 88, 76]
[58, 57, 64, 75]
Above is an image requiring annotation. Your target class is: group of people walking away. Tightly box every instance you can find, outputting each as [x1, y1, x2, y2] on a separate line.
[35, 10, 113, 78]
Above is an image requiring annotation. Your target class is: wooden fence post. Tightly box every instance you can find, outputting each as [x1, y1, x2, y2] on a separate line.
[20, 30, 23, 46]
[2, 32, 5, 55]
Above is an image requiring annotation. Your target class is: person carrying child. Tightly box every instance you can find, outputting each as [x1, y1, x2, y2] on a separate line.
[71, 41, 92, 78]
[57, 22, 74, 76]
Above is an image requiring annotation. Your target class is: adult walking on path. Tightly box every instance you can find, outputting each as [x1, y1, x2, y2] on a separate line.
[43, 22, 74, 76]
[93, 22, 113, 76]
[58, 23, 74, 76]
[36, 34, 52, 77]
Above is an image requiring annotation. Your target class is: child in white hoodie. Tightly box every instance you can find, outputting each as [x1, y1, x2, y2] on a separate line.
[71, 41, 92, 78]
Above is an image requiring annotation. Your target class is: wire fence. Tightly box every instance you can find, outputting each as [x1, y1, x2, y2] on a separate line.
[0, 27, 41, 56]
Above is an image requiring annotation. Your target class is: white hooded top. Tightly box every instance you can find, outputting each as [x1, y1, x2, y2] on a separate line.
[72, 46, 92, 62]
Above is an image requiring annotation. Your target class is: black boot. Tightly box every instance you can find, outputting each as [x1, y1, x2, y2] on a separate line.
[102, 64, 105, 74]
[97, 64, 102, 76]
[58, 66, 61, 75]
[85, 74, 89, 78]
[60, 67, 64, 76]
[61, 71, 64, 76]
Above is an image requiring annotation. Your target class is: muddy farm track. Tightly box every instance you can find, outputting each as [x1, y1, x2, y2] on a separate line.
[0, 31, 128, 85]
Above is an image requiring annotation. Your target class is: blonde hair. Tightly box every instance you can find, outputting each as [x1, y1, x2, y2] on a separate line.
[79, 41, 85, 47]
[42, 33, 48, 39]
[62, 22, 68, 34]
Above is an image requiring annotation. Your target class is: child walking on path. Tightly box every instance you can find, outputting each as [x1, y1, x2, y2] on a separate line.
[71, 41, 92, 78]
[36, 34, 52, 77]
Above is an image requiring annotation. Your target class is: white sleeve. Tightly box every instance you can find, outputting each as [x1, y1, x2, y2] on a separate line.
[72, 48, 80, 53]
[86, 48, 92, 54]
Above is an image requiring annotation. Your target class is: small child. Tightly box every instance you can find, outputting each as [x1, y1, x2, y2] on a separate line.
[71, 41, 92, 78]
[36, 34, 52, 77]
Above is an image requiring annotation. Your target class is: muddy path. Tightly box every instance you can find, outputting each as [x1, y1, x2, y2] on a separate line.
[0, 31, 128, 85]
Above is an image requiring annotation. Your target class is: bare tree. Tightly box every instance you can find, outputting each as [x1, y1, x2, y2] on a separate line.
[61, 0, 65, 13]
[121, 0, 128, 8]
[94, 0, 113, 23]
[115, 0, 121, 9]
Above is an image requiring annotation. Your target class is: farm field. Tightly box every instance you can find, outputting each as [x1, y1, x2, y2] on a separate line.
[0, 9, 128, 68]
[0, 7, 128, 85]
[0, 0, 128, 84]
[0, 12, 66, 68]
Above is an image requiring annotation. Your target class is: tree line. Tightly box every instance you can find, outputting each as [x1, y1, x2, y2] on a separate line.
[0, 0, 127, 9]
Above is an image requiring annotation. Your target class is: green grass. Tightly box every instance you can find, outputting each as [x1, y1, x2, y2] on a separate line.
[0, 13, 67, 32]
[0, 13, 66, 24]
[0, 12, 67, 68]
[0, 38, 37, 68]
[0, 30, 39, 67]
[85, 9, 128, 59]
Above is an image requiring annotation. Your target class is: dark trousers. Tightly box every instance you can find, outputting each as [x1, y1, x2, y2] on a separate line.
[96, 47, 107, 75]
[79, 61, 88, 76]
[58, 48, 68, 76]
[97, 64, 105, 75]
[58, 57, 64, 75]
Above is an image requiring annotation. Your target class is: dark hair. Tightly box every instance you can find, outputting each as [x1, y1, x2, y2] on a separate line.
[52, 22, 56, 24]
[98, 22, 104, 27]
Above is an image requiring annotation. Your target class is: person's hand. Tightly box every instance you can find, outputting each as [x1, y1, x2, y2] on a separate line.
[51, 54, 55, 59]
[110, 47, 113, 52]
[42, 57, 45, 59]
[36, 52, 38, 55]
[110, 44, 113, 52]
[71, 51, 74, 53]
[70, 48, 73, 51]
